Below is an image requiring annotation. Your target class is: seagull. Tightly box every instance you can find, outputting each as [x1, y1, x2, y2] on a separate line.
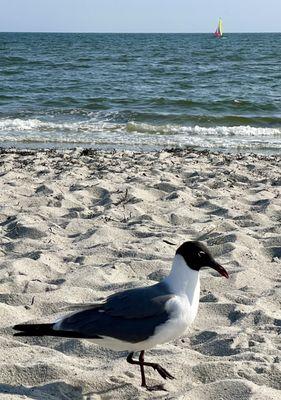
[13, 241, 228, 391]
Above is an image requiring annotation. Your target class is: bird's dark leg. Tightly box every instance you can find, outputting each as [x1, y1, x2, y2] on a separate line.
[139, 351, 147, 387]
[139, 351, 175, 382]
[126, 352, 138, 366]
[126, 351, 174, 391]
[127, 352, 147, 387]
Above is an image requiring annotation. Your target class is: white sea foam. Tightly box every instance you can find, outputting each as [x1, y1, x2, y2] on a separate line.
[0, 118, 120, 133]
[0, 118, 280, 136]
[126, 122, 281, 137]
[0, 118, 280, 152]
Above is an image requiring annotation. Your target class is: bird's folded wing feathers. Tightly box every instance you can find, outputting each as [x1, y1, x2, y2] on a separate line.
[105, 287, 174, 318]
[56, 285, 175, 343]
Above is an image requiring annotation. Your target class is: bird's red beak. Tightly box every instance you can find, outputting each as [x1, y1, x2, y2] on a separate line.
[210, 261, 229, 278]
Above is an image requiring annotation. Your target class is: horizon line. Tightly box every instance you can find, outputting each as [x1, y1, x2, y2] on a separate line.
[1, 31, 281, 34]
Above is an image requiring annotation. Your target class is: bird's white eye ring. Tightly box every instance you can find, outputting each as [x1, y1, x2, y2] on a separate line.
[198, 251, 205, 258]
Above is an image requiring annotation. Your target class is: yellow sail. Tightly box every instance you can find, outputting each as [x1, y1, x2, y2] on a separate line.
[214, 18, 223, 37]
[218, 18, 223, 36]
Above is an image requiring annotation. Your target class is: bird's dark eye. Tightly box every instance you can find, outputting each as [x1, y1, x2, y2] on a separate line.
[198, 251, 205, 258]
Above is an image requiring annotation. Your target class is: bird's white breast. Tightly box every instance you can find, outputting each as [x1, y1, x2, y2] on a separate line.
[89, 255, 201, 352]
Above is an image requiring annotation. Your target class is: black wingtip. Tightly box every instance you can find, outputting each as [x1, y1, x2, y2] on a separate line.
[12, 323, 54, 337]
[12, 323, 98, 339]
[13, 324, 28, 331]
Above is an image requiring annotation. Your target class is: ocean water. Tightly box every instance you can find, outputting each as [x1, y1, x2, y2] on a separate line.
[1, 32, 281, 153]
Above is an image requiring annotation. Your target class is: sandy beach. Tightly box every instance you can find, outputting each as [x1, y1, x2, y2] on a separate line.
[0, 147, 280, 400]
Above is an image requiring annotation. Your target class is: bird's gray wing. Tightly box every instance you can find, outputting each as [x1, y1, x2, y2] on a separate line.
[104, 281, 172, 318]
[56, 283, 175, 343]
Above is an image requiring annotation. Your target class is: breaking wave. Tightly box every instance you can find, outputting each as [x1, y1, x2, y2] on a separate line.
[0, 118, 280, 153]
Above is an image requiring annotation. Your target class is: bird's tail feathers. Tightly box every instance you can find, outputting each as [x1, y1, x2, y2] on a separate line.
[13, 323, 97, 339]
[13, 323, 55, 337]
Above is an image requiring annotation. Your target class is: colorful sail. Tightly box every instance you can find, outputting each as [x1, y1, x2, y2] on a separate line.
[214, 18, 223, 38]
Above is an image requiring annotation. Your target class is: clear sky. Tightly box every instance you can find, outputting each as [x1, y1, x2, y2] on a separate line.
[1, 0, 280, 33]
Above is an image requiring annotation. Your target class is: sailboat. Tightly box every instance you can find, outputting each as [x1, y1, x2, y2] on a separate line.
[214, 18, 223, 38]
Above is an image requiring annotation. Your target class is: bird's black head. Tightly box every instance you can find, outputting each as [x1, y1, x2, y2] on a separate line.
[176, 241, 229, 278]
